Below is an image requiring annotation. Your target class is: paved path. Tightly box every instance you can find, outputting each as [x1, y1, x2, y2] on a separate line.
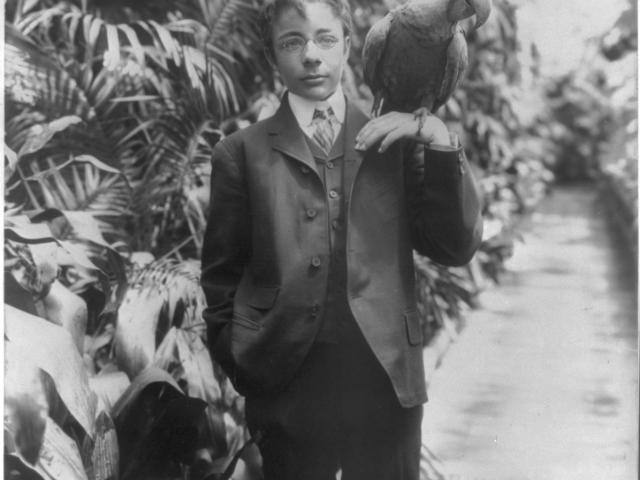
[421, 185, 638, 480]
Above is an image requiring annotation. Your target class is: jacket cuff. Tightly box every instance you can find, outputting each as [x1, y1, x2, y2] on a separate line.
[424, 145, 465, 178]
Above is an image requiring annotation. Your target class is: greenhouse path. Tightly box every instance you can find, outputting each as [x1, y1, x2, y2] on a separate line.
[421, 184, 638, 480]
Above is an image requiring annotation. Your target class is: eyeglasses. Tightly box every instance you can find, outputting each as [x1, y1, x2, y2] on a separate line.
[276, 34, 341, 54]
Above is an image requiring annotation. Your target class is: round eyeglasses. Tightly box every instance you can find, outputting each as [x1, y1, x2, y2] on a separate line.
[276, 34, 340, 54]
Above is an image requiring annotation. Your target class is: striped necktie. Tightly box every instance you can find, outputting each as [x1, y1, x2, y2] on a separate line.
[311, 107, 336, 155]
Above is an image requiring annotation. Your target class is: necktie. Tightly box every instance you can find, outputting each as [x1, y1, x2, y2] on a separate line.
[311, 107, 336, 155]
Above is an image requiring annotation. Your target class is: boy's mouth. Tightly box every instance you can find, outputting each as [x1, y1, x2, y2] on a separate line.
[301, 74, 327, 81]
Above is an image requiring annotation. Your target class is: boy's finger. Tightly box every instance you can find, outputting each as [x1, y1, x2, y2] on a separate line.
[358, 112, 399, 137]
[378, 125, 404, 153]
[357, 123, 385, 149]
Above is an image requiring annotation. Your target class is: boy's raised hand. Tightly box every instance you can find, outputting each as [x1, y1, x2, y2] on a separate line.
[355, 111, 451, 153]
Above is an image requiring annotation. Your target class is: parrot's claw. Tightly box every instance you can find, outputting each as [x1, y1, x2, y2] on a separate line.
[413, 107, 432, 138]
[372, 96, 384, 118]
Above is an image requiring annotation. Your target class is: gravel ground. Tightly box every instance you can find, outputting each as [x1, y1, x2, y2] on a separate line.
[421, 184, 638, 480]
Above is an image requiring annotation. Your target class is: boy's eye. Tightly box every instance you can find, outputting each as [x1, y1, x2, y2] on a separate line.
[315, 35, 339, 49]
[277, 35, 340, 54]
[279, 37, 307, 53]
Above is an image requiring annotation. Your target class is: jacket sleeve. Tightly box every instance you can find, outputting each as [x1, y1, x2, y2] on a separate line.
[200, 139, 250, 375]
[404, 142, 483, 266]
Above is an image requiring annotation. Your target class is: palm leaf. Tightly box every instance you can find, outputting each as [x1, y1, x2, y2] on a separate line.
[15, 154, 131, 222]
[127, 258, 206, 329]
[5, 24, 120, 166]
[16, 115, 83, 159]
[5, 304, 98, 438]
[114, 258, 206, 377]
[6, 23, 96, 120]
[124, 51, 230, 255]
[168, 0, 272, 91]
[7, 154, 132, 318]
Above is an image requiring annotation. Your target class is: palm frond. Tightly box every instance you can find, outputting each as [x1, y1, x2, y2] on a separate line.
[5, 24, 124, 166]
[168, 0, 272, 91]
[15, 154, 131, 219]
[6, 23, 96, 120]
[121, 49, 233, 255]
[128, 258, 206, 330]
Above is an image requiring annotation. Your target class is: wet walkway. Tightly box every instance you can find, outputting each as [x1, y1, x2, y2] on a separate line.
[421, 184, 638, 480]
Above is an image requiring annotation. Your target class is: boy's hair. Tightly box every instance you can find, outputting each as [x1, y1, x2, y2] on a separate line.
[259, 0, 353, 56]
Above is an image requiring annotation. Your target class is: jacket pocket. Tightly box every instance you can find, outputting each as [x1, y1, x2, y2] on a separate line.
[232, 285, 280, 332]
[233, 312, 262, 330]
[404, 310, 423, 346]
[246, 285, 280, 310]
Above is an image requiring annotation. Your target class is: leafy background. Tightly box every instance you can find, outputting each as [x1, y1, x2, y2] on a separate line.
[4, 0, 636, 478]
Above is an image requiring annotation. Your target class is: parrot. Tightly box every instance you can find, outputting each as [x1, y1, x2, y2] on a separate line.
[362, 0, 492, 128]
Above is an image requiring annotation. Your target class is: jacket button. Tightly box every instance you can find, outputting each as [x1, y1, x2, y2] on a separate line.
[300, 165, 310, 174]
[328, 190, 338, 199]
[311, 256, 321, 267]
[306, 208, 317, 219]
[327, 161, 335, 169]
[309, 303, 321, 320]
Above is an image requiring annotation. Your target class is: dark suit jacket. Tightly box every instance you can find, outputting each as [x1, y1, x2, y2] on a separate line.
[201, 94, 482, 407]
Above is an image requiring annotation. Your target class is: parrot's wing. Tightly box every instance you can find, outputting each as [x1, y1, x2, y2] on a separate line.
[433, 26, 468, 112]
[362, 13, 393, 93]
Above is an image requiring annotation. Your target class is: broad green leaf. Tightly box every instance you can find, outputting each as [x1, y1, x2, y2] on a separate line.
[5, 216, 56, 243]
[5, 143, 19, 179]
[114, 287, 166, 378]
[153, 326, 179, 372]
[40, 280, 88, 354]
[88, 371, 131, 414]
[5, 305, 97, 438]
[118, 23, 146, 63]
[61, 210, 112, 248]
[17, 116, 83, 158]
[4, 453, 46, 480]
[111, 367, 207, 480]
[35, 417, 88, 480]
[175, 328, 222, 403]
[5, 341, 48, 466]
[111, 367, 183, 421]
[109, 95, 159, 103]
[104, 24, 121, 70]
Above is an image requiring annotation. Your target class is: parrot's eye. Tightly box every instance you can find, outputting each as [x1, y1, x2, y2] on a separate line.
[276, 34, 339, 54]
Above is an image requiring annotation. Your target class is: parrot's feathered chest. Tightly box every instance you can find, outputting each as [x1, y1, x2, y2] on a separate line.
[380, 9, 454, 111]
[362, 0, 481, 116]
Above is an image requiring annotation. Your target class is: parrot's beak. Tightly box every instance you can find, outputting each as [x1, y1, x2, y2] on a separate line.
[470, 0, 492, 28]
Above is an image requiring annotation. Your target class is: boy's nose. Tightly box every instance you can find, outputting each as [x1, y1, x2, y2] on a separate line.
[301, 40, 323, 63]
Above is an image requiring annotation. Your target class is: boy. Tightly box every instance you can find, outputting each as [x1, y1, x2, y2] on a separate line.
[201, 0, 483, 478]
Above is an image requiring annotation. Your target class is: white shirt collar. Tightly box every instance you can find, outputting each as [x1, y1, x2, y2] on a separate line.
[288, 86, 346, 130]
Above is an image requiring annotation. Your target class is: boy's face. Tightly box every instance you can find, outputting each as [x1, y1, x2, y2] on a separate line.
[270, 2, 350, 102]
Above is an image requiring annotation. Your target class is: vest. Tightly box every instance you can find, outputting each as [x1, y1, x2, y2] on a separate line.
[304, 125, 358, 343]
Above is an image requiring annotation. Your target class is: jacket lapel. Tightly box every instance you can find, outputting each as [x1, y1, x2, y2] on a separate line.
[343, 98, 369, 175]
[269, 93, 317, 174]
[268, 93, 370, 179]
[342, 98, 369, 205]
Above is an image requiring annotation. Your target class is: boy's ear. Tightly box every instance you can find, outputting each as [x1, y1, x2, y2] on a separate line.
[343, 35, 351, 57]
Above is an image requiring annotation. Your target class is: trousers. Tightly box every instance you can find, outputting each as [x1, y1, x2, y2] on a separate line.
[245, 319, 423, 480]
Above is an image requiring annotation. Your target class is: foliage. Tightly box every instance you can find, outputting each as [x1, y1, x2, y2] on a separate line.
[5, 1, 261, 477]
[4, 0, 559, 478]
[596, 0, 637, 258]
